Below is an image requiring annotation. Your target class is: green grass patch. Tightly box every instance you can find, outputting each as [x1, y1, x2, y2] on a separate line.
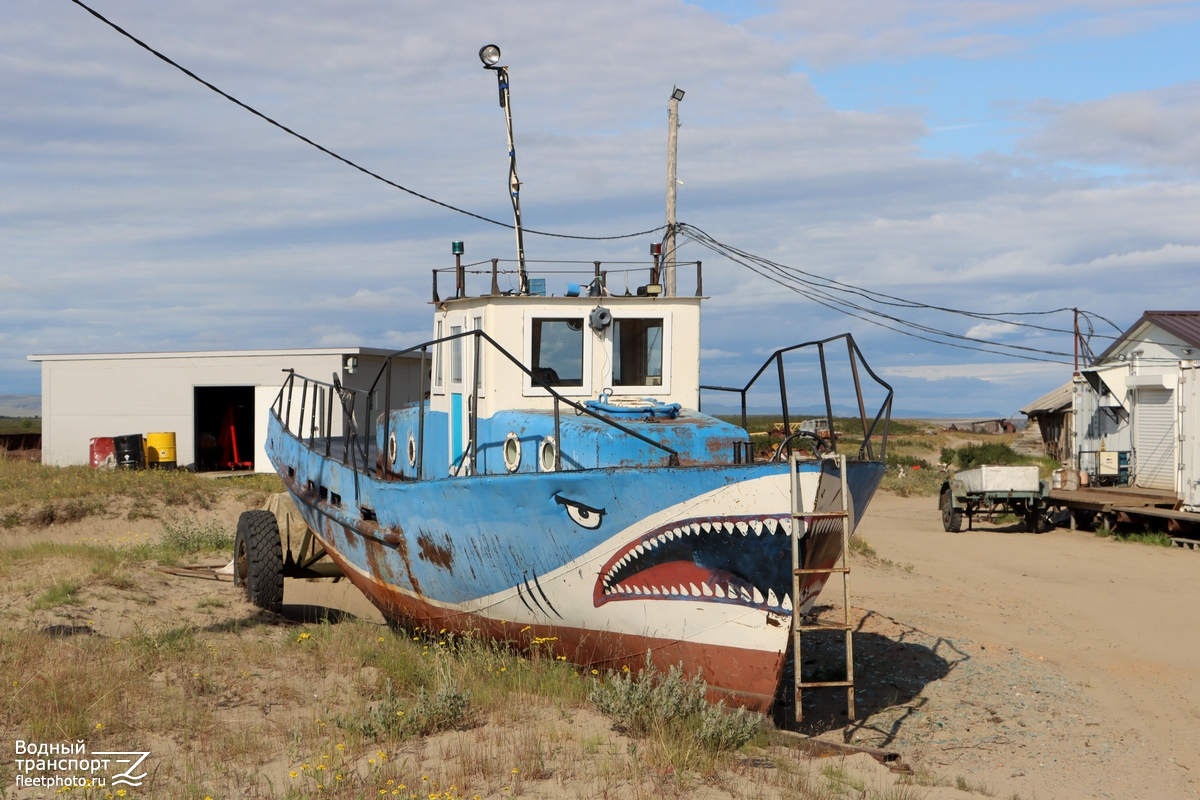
[589, 657, 763, 755]
[31, 580, 83, 610]
[0, 416, 40, 435]
[160, 518, 234, 555]
[849, 536, 876, 558]
[1094, 527, 1172, 547]
[0, 459, 285, 525]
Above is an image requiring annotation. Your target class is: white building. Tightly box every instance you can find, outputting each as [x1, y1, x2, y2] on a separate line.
[29, 347, 423, 473]
[1074, 311, 1200, 492]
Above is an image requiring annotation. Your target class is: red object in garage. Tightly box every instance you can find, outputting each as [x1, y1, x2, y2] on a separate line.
[89, 437, 115, 469]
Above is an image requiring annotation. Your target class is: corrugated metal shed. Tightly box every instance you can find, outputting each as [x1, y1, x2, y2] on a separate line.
[1020, 381, 1073, 416]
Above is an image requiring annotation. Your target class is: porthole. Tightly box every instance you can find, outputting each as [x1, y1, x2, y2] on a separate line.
[503, 432, 522, 473]
[407, 432, 417, 467]
[539, 436, 558, 473]
[388, 433, 398, 465]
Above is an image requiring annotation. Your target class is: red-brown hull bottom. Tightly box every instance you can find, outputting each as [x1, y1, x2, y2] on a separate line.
[323, 545, 787, 713]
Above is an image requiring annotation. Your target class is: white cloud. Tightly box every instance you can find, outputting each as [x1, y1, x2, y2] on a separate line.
[2, 0, 1199, 418]
[964, 321, 1019, 339]
[1023, 83, 1200, 173]
[882, 361, 1066, 383]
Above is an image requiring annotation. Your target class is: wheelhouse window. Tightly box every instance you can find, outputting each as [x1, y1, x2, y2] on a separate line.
[613, 318, 663, 386]
[433, 320, 444, 389]
[450, 324, 463, 384]
[531, 318, 584, 387]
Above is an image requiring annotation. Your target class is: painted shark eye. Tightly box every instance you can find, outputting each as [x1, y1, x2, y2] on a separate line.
[554, 495, 605, 530]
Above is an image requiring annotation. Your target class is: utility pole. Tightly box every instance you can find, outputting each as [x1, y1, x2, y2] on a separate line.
[1073, 307, 1080, 374]
[480, 44, 528, 294]
[665, 87, 684, 296]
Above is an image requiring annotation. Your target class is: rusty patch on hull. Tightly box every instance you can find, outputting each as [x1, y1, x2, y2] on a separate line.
[416, 532, 455, 570]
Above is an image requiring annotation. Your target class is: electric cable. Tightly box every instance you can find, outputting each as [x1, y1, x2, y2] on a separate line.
[69, 0, 664, 242]
[679, 223, 1101, 339]
[682, 227, 1076, 361]
[717, 250, 1072, 364]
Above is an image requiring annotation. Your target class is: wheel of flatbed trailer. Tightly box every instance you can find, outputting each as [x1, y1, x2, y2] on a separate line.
[234, 510, 284, 612]
[1026, 509, 1049, 534]
[940, 490, 963, 533]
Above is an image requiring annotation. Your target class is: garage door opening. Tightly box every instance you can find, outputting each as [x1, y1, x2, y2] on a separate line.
[194, 386, 254, 472]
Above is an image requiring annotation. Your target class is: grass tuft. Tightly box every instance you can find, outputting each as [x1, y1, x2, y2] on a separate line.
[31, 580, 83, 610]
[1095, 526, 1172, 547]
[160, 518, 234, 555]
[588, 657, 763, 777]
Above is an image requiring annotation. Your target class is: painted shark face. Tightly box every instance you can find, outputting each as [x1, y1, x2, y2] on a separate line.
[592, 515, 796, 613]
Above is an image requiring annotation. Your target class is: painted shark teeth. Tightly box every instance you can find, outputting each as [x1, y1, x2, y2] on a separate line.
[600, 515, 800, 609]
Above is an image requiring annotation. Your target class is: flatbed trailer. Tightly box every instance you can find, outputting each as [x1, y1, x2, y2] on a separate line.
[1047, 486, 1200, 534]
[939, 465, 1050, 533]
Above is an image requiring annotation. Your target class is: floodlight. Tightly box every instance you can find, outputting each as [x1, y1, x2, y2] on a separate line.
[671, 87, 685, 102]
[479, 44, 501, 67]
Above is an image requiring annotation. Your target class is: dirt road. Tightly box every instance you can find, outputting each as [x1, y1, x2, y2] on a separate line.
[846, 493, 1200, 799]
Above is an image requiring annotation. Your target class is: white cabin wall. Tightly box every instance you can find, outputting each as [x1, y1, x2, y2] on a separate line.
[430, 296, 703, 419]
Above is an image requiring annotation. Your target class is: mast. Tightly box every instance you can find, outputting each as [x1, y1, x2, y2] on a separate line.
[480, 44, 528, 294]
[665, 87, 684, 297]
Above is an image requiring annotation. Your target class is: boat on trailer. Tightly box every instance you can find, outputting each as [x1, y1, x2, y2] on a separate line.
[235, 256, 893, 712]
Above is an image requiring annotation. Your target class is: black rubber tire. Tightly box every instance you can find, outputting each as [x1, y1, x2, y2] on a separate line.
[940, 491, 963, 533]
[234, 510, 284, 612]
[1026, 511, 1048, 534]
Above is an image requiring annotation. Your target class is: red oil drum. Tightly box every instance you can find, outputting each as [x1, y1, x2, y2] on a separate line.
[89, 437, 116, 469]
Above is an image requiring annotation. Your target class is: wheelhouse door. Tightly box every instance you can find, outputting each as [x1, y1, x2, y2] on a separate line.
[447, 315, 468, 474]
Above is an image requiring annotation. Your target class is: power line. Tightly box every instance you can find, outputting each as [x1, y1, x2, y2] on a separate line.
[680, 225, 1079, 364]
[679, 223, 1104, 339]
[69, 0, 664, 242]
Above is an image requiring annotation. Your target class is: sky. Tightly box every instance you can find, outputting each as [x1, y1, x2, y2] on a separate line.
[3, 0, 1200, 417]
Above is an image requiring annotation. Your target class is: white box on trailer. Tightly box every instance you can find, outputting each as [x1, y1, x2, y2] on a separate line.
[957, 465, 1041, 494]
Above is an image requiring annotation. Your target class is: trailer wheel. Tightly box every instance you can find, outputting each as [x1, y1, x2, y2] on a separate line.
[1026, 510, 1049, 534]
[234, 510, 284, 612]
[940, 490, 963, 533]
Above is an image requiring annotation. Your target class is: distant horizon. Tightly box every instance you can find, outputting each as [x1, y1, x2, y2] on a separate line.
[0, 392, 1020, 423]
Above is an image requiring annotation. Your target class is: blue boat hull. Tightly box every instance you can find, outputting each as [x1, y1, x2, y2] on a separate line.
[267, 412, 884, 710]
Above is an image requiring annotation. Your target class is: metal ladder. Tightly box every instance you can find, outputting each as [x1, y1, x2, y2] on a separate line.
[790, 452, 855, 722]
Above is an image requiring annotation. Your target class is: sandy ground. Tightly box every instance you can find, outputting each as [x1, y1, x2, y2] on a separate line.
[841, 493, 1200, 799]
[5, 492, 1200, 799]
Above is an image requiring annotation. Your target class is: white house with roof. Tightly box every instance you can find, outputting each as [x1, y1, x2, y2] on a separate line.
[1073, 311, 1200, 493]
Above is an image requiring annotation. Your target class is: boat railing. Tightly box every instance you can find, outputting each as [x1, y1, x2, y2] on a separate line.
[432, 258, 703, 301]
[699, 333, 893, 461]
[272, 369, 375, 498]
[271, 329, 681, 485]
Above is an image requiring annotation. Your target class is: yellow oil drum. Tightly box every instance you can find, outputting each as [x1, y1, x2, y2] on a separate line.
[144, 432, 177, 469]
